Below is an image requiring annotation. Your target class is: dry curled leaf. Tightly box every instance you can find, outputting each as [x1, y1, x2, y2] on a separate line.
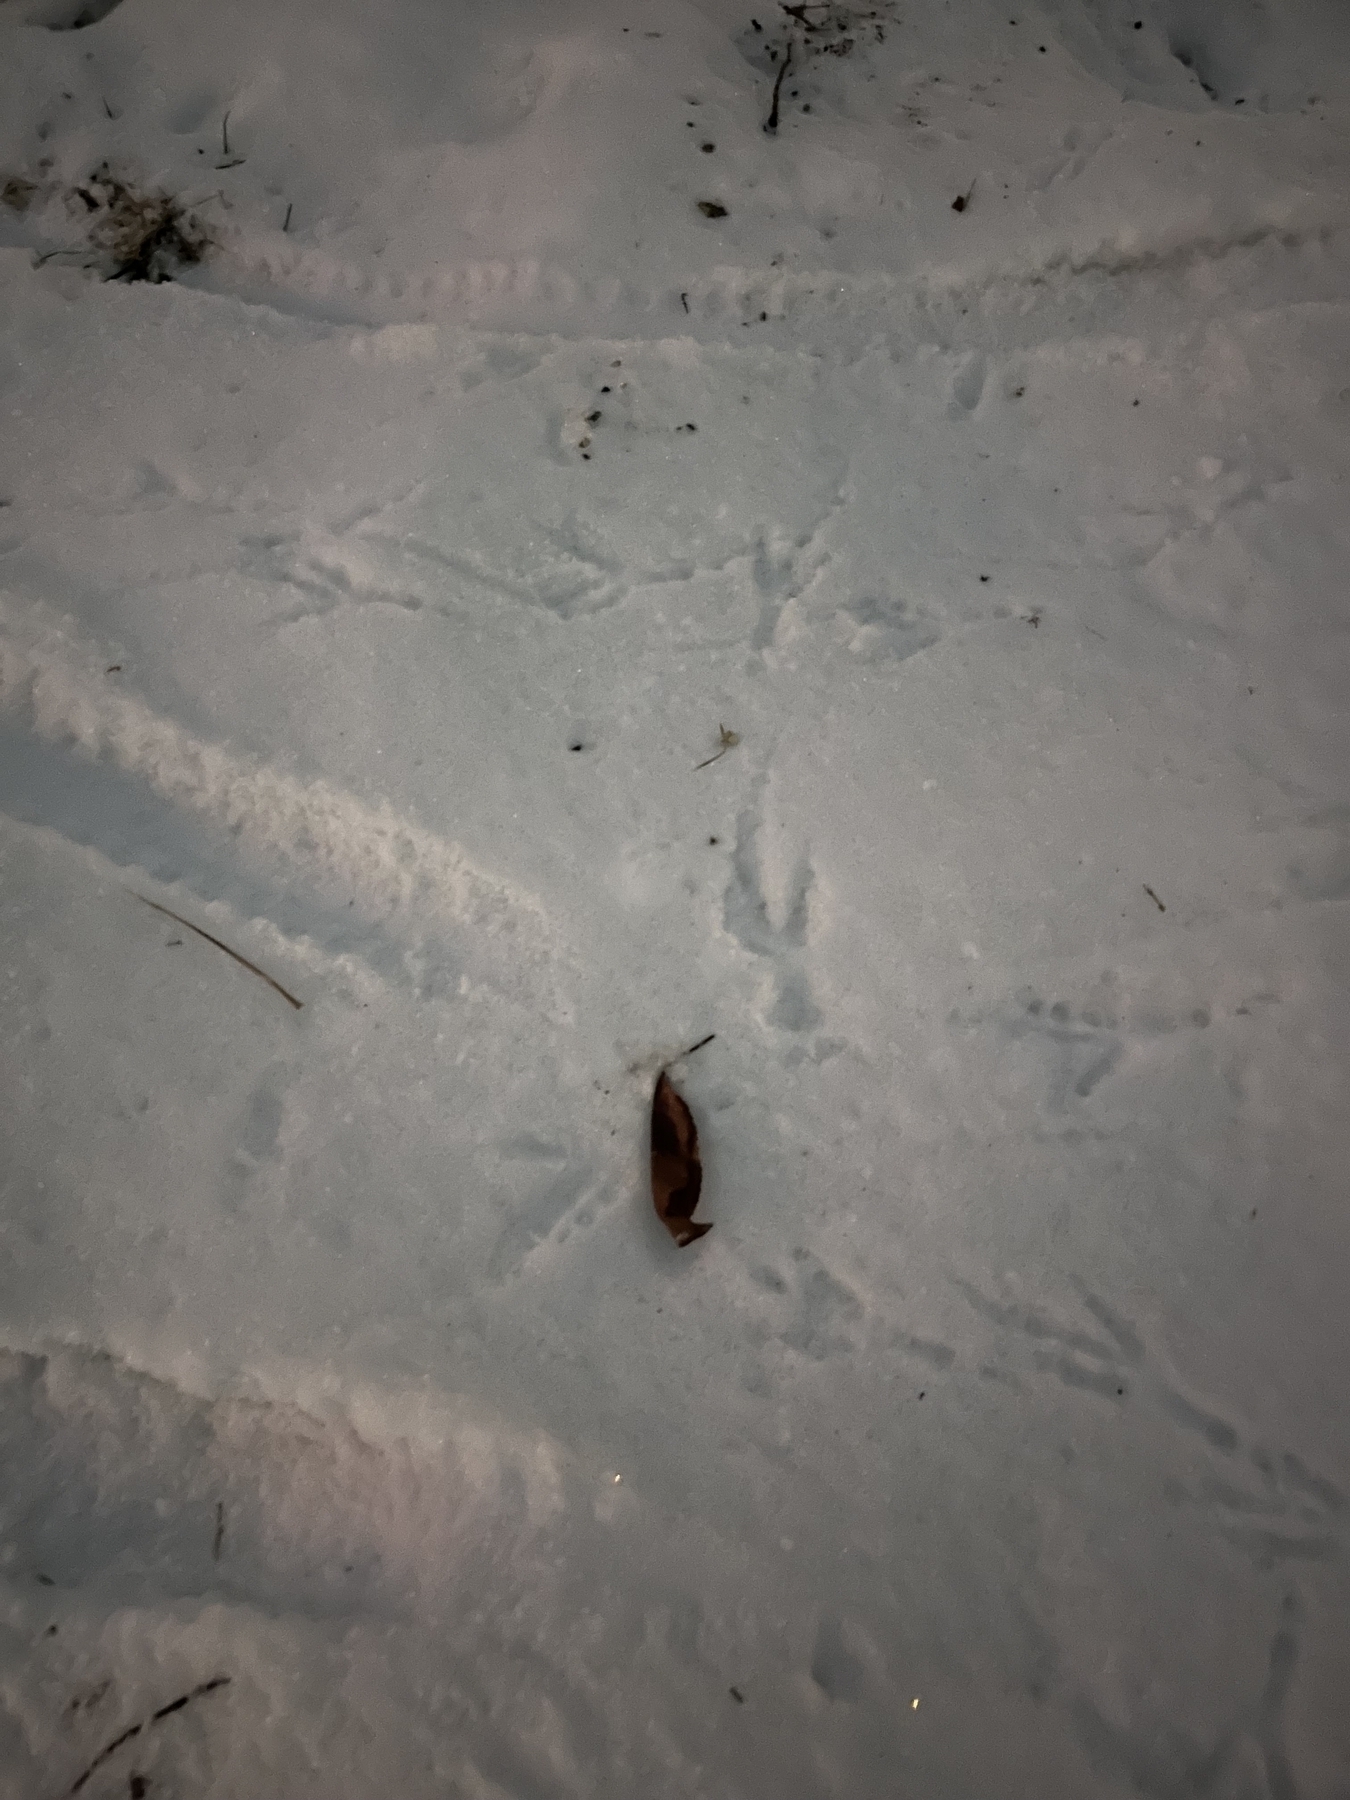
[651, 1070, 712, 1247]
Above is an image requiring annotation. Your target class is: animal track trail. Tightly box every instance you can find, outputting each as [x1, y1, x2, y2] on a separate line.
[722, 801, 823, 1036]
[485, 1147, 606, 1285]
[1006, 994, 1124, 1108]
[1027, 123, 1113, 193]
[950, 981, 1133, 1116]
[838, 591, 942, 665]
[946, 351, 987, 418]
[748, 1249, 865, 1363]
[957, 1279, 1347, 1567]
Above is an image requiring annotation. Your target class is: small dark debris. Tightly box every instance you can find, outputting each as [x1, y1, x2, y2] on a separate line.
[708, 835, 720, 845]
[165, 938, 183, 947]
[78, 164, 212, 283]
[1027, 613, 1041, 628]
[130, 1778, 150, 1799]
[685, 421, 697, 431]
[586, 409, 602, 424]
[979, 574, 989, 583]
[729, 1686, 746, 1703]
[1012, 384, 1025, 397]
[600, 384, 611, 393]
[1143, 885, 1166, 912]
[569, 742, 585, 752]
[697, 200, 728, 218]
[212, 1500, 225, 1562]
[951, 181, 975, 212]
[105, 663, 122, 673]
[759, 310, 767, 320]
[282, 201, 292, 231]
[680, 291, 690, 312]
[36, 1573, 54, 1586]
[45, 1624, 59, 1637]
[701, 141, 716, 152]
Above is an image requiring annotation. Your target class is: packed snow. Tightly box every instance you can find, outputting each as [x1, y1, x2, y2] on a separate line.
[1, 0, 1348, 1793]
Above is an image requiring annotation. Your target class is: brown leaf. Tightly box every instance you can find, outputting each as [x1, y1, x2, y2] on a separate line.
[651, 1070, 712, 1247]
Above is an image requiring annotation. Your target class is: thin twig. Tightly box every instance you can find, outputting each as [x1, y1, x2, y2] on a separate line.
[695, 725, 740, 770]
[283, 201, 292, 231]
[1143, 885, 1166, 913]
[764, 37, 794, 133]
[678, 1033, 716, 1060]
[69, 1678, 231, 1795]
[132, 894, 302, 1009]
[212, 1500, 225, 1562]
[221, 110, 230, 157]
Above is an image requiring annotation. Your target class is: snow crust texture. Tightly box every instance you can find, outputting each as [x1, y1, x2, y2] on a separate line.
[1, 0, 1348, 1794]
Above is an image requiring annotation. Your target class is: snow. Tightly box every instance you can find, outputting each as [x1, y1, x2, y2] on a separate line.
[1, 0, 1347, 1793]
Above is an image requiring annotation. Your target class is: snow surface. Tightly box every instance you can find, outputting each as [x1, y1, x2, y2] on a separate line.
[1, 0, 1348, 1793]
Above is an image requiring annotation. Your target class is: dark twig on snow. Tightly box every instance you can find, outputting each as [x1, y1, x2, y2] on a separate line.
[764, 37, 795, 133]
[68, 1678, 231, 1795]
[695, 724, 740, 769]
[677, 1033, 716, 1060]
[221, 111, 231, 157]
[132, 893, 302, 1009]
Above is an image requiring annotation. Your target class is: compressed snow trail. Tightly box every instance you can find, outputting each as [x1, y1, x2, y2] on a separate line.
[1, 1, 1348, 1795]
